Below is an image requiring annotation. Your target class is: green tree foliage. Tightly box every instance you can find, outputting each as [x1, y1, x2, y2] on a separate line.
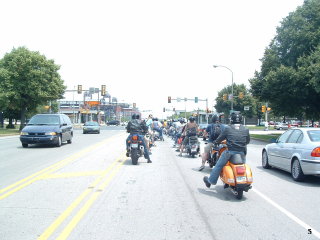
[249, 0, 320, 119]
[214, 83, 256, 118]
[0, 47, 66, 128]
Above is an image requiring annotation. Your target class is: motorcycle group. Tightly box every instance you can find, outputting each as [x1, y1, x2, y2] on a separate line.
[125, 111, 253, 199]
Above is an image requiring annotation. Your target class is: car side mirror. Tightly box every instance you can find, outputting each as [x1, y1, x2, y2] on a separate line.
[62, 123, 67, 126]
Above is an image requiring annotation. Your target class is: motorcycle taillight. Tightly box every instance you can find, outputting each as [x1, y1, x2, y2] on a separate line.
[236, 166, 246, 175]
[132, 135, 138, 141]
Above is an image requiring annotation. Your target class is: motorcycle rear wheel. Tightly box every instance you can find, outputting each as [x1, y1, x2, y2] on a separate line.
[131, 148, 139, 165]
[236, 189, 244, 199]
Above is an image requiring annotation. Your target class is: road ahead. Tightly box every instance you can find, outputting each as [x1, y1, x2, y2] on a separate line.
[0, 127, 319, 240]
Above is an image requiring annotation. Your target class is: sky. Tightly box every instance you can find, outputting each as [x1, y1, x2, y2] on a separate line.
[0, 0, 304, 118]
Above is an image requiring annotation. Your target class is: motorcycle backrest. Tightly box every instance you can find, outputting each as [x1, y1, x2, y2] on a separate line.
[229, 154, 245, 165]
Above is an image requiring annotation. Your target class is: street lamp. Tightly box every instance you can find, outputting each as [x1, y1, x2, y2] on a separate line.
[213, 65, 234, 111]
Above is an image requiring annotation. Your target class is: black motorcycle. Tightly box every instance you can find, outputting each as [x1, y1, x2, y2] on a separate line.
[186, 136, 200, 157]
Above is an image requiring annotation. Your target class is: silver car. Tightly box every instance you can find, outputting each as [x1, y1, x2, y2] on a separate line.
[262, 128, 320, 181]
[83, 121, 100, 134]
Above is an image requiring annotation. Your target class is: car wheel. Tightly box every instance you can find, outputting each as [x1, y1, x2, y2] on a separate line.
[262, 150, 271, 169]
[56, 135, 62, 147]
[291, 158, 305, 181]
[22, 143, 28, 148]
[83, 131, 86, 134]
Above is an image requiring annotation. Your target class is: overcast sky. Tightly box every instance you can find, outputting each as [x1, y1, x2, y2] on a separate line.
[0, 0, 304, 118]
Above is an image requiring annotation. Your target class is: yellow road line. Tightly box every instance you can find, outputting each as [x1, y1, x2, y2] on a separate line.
[38, 153, 126, 240]
[56, 161, 125, 240]
[0, 133, 125, 200]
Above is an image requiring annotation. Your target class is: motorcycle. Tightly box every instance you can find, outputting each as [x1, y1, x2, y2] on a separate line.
[214, 141, 253, 199]
[127, 134, 145, 165]
[186, 136, 200, 157]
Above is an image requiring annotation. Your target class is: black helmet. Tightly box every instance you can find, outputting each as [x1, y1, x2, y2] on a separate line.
[230, 111, 242, 124]
[135, 114, 140, 119]
[211, 114, 219, 123]
[131, 114, 137, 119]
[189, 116, 195, 122]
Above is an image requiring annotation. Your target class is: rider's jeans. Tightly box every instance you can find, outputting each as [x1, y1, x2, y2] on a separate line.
[208, 150, 245, 185]
[126, 134, 150, 159]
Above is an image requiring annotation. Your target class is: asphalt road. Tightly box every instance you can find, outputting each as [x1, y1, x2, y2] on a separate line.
[0, 127, 319, 240]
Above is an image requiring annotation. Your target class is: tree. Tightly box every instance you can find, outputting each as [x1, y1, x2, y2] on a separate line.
[249, 0, 320, 120]
[214, 83, 256, 119]
[0, 47, 66, 129]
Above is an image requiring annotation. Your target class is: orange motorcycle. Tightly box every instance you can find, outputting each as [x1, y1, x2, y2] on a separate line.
[215, 141, 253, 199]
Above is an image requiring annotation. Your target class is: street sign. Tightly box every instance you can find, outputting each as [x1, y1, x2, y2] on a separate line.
[244, 106, 250, 111]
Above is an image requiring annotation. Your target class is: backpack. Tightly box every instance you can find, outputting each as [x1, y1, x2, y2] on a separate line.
[186, 127, 197, 137]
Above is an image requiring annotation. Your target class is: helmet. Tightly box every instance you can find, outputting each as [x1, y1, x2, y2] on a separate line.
[131, 114, 137, 119]
[189, 116, 195, 122]
[179, 118, 184, 123]
[135, 114, 140, 119]
[230, 111, 242, 124]
[211, 114, 219, 123]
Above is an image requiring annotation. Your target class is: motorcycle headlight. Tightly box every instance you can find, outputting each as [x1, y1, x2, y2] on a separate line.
[45, 132, 57, 136]
[20, 132, 29, 136]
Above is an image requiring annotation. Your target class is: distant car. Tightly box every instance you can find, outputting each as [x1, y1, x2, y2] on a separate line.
[107, 120, 120, 126]
[20, 114, 73, 148]
[274, 122, 289, 130]
[83, 121, 100, 134]
[257, 121, 266, 126]
[262, 128, 320, 181]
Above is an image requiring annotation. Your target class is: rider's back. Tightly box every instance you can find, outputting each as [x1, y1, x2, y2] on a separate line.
[217, 124, 250, 153]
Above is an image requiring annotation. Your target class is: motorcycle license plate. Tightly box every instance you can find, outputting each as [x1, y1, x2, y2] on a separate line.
[236, 176, 247, 182]
[131, 143, 138, 148]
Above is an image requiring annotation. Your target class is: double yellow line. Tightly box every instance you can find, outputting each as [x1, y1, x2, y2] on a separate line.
[39, 153, 126, 240]
[0, 133, 124, 200]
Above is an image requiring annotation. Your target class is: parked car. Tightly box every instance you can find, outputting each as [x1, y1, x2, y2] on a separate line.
[107, 120, 120, 126]
[274, 122, 289, 130]
[262, 128, 320, 181]
[83, 121, 100, 134]
[20, 114, 73, 148]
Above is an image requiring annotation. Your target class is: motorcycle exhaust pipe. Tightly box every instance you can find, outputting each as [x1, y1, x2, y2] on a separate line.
[230, 188, 238, 196]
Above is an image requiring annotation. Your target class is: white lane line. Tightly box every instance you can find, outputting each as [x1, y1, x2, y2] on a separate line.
[253, 188, 320, 239]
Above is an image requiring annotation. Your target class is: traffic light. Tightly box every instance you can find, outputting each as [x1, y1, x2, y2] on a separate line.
[195, 97, 198, 103]
[223, 94, 227, 101]
[77, 85, 82, 94]
[168, 96, 171, 103]
[101, 85, 106, 96]
[163, 107, 166, 112]
[262, 105, 266, 112]
[239, 92, 244, 99]
[267, 107, 271, 111]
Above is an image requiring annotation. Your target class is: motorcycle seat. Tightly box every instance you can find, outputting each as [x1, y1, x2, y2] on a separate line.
[229, 154, 245, 165]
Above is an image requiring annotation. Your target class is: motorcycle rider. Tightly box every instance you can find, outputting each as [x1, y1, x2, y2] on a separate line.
[152, 117, 163, 140]
[179, 116, 198, 156]
[126, 114, 152, 163]
[203, 111, 250, 187]
[198, 114, 225, 171]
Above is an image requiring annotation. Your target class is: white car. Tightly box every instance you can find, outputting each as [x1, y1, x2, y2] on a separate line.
[262, 128, 320, 181]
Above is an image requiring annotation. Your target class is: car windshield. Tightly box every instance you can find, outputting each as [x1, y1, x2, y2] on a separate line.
[28, 115, 60, 125]
[85, 121, 99, 126]
[307, 130, 320, 142]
